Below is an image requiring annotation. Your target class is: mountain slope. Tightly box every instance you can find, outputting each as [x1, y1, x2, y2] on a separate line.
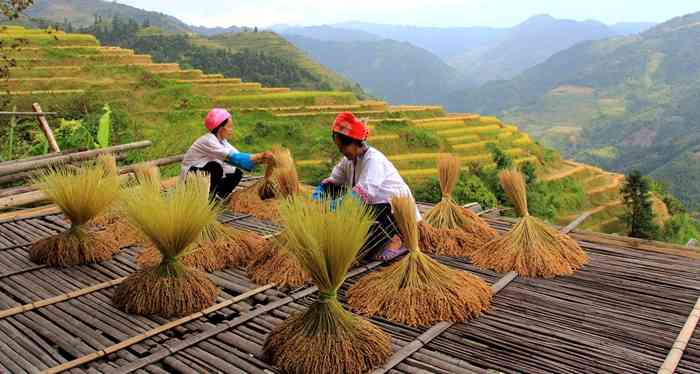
[338, 16, 655, 84]
[449, 15, 617, 82]
[24, 0, 191, 32]
[448, 11, 700, 209]
[284, 34, 463, 104]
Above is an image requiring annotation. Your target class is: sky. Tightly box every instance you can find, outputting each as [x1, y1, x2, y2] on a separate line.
[118, 0, 698, 28]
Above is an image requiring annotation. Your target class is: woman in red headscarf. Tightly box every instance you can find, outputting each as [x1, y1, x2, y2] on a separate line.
[181, 108, 273, 200]
[313, 112, 420, 261]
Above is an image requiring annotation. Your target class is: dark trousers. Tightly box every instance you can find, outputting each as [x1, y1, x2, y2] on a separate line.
[321, 184, 398, 259]
[189, 161, 243, 199]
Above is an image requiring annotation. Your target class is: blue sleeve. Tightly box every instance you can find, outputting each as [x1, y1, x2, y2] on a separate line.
[226, 152, 255, 172]
[311, 184, 325, 201]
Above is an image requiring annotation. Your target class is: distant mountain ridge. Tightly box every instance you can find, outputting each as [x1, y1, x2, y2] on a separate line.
[446, 10, 700, 209]
[284, 34, 464, 104]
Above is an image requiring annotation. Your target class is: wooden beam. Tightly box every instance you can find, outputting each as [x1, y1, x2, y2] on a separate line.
[0, 111, 57, 116]
[658, 296, 700, 374]
[0, 140, 151, 177]
[32, 103, 60, 153]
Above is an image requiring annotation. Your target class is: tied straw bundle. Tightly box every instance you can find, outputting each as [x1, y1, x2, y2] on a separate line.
[421, 154, 498, 256]
[230, 146, 301, 221]
[93, 158, 155, 249]
[29, 155, 121, 267]
[470, 169, 588, 277]
[112, 173, 218, 317]
[263, 195, 392, 374]
[347, 195, 492, 327]
[247, 232, 310, 288]
[133, 164, 264, 272]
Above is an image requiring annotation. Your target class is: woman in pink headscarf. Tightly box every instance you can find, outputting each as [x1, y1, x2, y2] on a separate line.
[181, 108, 273, 200]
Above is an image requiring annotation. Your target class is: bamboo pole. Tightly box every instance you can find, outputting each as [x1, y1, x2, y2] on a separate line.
[0, 140, 152, 177]
[0, 147, 86, 168]
[41, 284, 277, 374]
[0, 152, 129, 184]
[32, 103, 60, 154]
[0, 175, 178, 211]
[0, 277, 128, 319]
[658, 296, 700, 374]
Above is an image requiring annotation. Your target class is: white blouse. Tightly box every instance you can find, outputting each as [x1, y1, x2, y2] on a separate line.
[180, 133, 238, 180]
[328, 146, 421, 219]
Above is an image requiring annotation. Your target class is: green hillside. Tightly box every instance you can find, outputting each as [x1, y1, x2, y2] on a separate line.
[448, 10, 700, 210]
[23, 0, 191, 32]
[284, 34, 462, 105]
[75, 20, 361, 93]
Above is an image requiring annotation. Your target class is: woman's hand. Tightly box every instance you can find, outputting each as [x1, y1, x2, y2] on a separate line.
[251, 151, 274, 165]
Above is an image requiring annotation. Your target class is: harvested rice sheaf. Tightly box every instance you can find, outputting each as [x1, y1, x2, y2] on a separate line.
[247, 234, 310, 288]
[262, 195, 392, 374]
[422, 155, 497, 256]
[112, 173, 219, 317]
[470, 169, 588, 277]
[348, 195, 492, 327]
[29, 155, 121, 266]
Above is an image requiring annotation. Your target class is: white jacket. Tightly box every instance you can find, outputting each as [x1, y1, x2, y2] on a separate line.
[180, 133, 238, 180]
[328, 146, 421, 219]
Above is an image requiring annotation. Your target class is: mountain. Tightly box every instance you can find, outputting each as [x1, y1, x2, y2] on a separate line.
[200, 32, 360, 91]
[449, 15, 617, 82]
[190, 25, 242, 36]
[24, 0, 248, 36]
[23, 0, 191, 32]
[284, 34, 464, 104]
[334, 21, 505, 60]
[448, 11, 700, 209]
[338, 16, 656, 84]
[610, 22, 657, 35]
[270, 25, 381, 42]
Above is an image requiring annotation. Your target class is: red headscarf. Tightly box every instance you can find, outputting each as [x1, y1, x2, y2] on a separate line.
[332, 112, 368, 141]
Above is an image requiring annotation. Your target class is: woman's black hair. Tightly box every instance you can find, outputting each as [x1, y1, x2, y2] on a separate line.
[333, 132, 364, 147]
[211, 118, 229, 135]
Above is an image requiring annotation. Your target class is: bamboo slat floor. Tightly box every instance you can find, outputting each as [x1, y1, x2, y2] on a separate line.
[0, 197, 695, 373]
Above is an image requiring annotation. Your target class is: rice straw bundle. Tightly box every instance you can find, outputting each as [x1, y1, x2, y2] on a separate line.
[29, 158, 122, 267]
[230, 146, 301, 222]
[258, 146, 296, 200]
[94, 160, 159, 249]
[263, 195, 392, 374]
[347, 195, 492, 327]
[247, 233, 311, 288]
[422, 155, 498, 256]
[470, 169, 588, 277]
[137, 222, 262, 272]
[112, 173, 219, 317]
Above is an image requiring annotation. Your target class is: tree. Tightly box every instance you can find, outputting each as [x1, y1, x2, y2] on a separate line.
[520, 161, 537, 185]
[486, 143, 513, 170]
[620, 170, 659, 239]
[0, 0, 33, 20]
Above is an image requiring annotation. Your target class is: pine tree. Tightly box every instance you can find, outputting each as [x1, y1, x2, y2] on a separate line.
[621, 170, 659, 239]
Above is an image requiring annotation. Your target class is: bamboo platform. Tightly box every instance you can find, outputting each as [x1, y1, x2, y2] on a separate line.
[0, 189, 696, 373]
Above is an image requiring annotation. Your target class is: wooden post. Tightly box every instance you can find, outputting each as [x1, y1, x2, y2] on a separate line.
[32, 103, 60, 153]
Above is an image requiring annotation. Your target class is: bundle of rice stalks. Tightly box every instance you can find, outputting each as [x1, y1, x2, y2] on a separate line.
[231, 146, 302, 222]
[347, 195, 492, 327]
[258, 146, 296, 200]
[470, 169, 588, 277]
[137, 222, 262, 272]
[247, 233, 311, 288]
[93, 160, 159, 249]
[112, 174, 219, 317]
[422, 155, 498, 256]
[263, 195, 392, 374]
[29, 158, 122, 267]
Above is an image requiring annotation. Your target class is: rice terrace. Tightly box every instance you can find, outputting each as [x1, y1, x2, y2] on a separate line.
[0, 2, 699, 373]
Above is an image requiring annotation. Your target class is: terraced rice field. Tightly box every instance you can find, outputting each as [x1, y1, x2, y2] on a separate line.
[0, 25, 656, 235]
